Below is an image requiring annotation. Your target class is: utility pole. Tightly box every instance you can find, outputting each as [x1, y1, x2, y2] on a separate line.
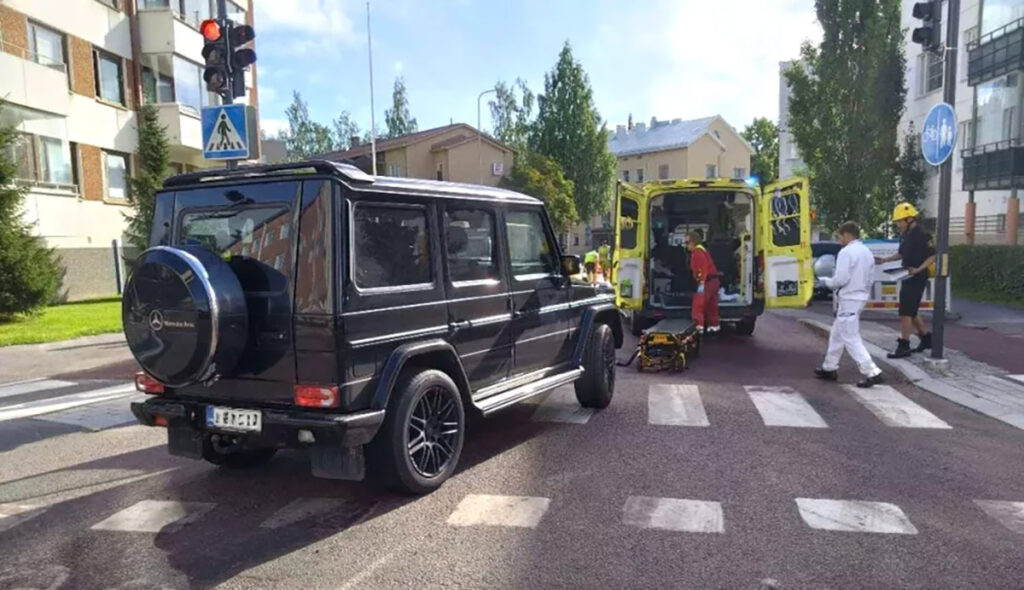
[931, 0, 961, 361]
[477, 88, 495, 184]
[367, 1, 377, 176]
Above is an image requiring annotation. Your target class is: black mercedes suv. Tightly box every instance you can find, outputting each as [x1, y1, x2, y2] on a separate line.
[124, 160, 623, 494]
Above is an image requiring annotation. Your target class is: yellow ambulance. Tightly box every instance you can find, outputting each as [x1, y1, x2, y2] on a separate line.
[613, 177, 814, 336]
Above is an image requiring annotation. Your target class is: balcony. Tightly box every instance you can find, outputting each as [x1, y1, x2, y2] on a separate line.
[961, 139, 1024, 190]
[155, 102, 204, 152]
[138, 8, 204, 62]
[967, 18, 1024, 86]
[0, 46, 70, 116]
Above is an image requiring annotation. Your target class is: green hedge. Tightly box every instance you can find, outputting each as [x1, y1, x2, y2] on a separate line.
[950, 245, 1024, 302]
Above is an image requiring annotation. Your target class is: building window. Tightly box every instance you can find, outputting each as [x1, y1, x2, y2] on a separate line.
[623, 170, 630, 182]
[7, 133, 74, 189]
[636, 168, 644, 182]
[280, 224, 289, 241]
[103, 150, 129, 200]
[173, 56, 219, 115]
[142, 67, 175, 104]
[96, 0, 120, 9]
[705, 164, 717, 178]
[658, 164, 669, 180]
[94, 49, 125, 105]
[27, 21, 67, 71]
[981, 0, 1024, 36]
[976, 73, 1022, 145]
[961, 27, 978, 80]
[436, 163, 444, 180]
[960, 119, 974, 149]
[389, 163, 402, 177]
[919, 52, 943, 95]
[734, 168, 747, 178]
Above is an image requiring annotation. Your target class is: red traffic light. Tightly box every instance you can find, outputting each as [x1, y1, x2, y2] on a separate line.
[199, 19, 221, 41]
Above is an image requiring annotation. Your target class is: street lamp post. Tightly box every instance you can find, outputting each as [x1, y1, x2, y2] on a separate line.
[477, 88, 496, 185]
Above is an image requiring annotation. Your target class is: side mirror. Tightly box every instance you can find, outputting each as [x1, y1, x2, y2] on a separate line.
[561, 254, 581, 276]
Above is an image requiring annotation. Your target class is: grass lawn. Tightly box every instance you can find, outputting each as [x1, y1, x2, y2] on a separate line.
[0, 297, 123, 347]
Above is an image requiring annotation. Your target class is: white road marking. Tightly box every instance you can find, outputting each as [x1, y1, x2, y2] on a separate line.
[648, 384, 709, 426]
[34, 394, 146, 431]
[745, 386, 828, 428]
[0, 503, 46, 533]
[974, 500, 1024, 534]
[0, 382, 135, 422]
[0, 379, 75, 400]
[532, 387, 593, 424]
[446, 494, 551, 528]
[622, 496, 724, 533]
[844, 384, 952, 429]
[90, 500, 215, 533]
[795, 498, 918, 534]
[259, 497, 349, 529]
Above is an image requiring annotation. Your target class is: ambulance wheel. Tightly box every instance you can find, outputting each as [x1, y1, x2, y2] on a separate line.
[736, 317, 757, 336]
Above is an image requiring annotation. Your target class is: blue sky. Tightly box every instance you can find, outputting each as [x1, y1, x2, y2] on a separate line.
[254, 0, 823, 139]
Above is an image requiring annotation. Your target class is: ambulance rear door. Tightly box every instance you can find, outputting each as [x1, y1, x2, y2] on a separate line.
[614, 182, 646, 310]
[758, 177, 813, 308]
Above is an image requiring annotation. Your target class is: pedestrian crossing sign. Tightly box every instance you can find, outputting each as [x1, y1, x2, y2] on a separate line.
[202, 104, 251, 160]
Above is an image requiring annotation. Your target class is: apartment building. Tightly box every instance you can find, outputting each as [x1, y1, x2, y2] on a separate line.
[961, 0, 1024, 244]
[0, 0, 258, 300]
[778, 60, 807, 181]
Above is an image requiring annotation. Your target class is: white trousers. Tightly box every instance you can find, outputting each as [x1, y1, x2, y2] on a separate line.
[823, 299, 882, 377]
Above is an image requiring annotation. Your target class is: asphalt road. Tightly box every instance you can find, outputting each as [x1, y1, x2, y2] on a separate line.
[1, 312, 1022, 589]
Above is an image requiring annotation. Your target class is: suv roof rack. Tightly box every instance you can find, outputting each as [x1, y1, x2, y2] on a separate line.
[163, 159, 375, 189]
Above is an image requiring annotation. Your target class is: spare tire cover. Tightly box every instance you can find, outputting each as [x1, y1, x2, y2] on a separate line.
[123, 246, 248, 387]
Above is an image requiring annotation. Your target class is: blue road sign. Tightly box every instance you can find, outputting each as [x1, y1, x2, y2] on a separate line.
[921, 102, 957, 166]
[202, 104, 249, 160]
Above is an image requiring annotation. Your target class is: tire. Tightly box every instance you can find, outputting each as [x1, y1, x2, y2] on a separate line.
[202, 442, 277, 469]
[368, 369, 465, 495]
[575, 323, 615, 409]
[736, 316, 757, 336]
[122, 246, 248, 387]
[630, 311, 649, 337]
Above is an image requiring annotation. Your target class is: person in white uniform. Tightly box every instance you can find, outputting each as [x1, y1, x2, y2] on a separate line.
[814, 221, 884, 388]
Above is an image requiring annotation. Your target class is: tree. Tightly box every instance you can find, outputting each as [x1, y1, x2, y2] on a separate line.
[489, 78, 534, 148]
[741, 117, 779, 185]
[283, 91, 334, 159]
[501, 150, 578, 234]
[531, 42, 616, 221]
[125, 104, 170, 252]
[384, 77, 418, 139]
[784, 0, 906, 232]
[331, 111, 361, 151]
[895, 122, 926, 209]
[0, 110, 61, 317]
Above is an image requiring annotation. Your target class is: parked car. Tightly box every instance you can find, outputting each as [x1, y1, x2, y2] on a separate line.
[811, 241, 842, 299]
[122, 160, 623, 495]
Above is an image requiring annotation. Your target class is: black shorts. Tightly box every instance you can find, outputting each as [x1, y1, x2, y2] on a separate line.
[899, 276, 928, 317]
[584, 262, 596, 273]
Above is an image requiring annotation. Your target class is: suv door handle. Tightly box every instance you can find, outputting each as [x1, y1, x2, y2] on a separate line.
[449, 319, 471, 333]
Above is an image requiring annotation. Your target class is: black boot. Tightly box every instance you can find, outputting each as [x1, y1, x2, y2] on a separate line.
[912, 332, 932, 353]
[887, 338, 912, 359]
[814, 367, 838, 381]
[857, 373, 884, 388]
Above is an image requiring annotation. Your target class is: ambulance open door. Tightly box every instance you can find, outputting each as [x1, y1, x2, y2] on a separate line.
[759, 177, 813, 308]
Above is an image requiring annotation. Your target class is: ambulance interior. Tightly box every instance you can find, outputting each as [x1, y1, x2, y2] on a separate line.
[648, 191, 754, 310]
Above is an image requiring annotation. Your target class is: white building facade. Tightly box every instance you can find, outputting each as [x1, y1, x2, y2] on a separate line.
[0, 0, 258, 300]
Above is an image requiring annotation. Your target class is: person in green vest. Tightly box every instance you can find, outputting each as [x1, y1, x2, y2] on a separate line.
[583, 248, 599, 284]
[597, 240, 611, 282]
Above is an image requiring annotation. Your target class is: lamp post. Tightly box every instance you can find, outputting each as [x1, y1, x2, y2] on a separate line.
[366, 1, 377, 175]
[477, 88, 496, 184]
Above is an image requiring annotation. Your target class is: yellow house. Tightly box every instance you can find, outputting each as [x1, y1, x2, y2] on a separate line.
[320, 123, 514, 186]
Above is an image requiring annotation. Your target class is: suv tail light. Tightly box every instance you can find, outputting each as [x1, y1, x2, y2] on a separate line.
[294, 385, 340, 408]
[134, 372, 165, 395]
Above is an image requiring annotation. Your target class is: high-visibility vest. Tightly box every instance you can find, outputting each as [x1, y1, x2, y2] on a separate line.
[584, 250, 599, 264]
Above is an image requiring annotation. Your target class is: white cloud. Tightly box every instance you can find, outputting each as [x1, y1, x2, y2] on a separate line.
[393, 60, 404, 74]
[261, 117, 290, 138]
[256, 0, 358, 39]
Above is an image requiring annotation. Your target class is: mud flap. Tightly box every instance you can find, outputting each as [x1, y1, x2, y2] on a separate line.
[167, 423, 203, 459]
[311, 444, 366, 480]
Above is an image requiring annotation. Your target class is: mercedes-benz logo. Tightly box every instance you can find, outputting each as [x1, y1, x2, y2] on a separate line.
[149, 310, 165, 331]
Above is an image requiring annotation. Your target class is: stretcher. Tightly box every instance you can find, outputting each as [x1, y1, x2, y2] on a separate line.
[618, 318, 702, 372]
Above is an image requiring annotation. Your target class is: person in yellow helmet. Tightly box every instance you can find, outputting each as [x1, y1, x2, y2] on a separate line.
[875, 203, 936, 358]
[583, 248, 599, 284]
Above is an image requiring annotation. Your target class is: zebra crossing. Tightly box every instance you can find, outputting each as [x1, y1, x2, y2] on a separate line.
[0, 378, 142, 430]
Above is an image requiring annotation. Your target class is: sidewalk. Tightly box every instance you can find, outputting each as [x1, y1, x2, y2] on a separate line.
[0, 333, 134, 384]
[778, 305, 1024, 431]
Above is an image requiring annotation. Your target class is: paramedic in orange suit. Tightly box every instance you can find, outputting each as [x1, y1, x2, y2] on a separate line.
[686, 230, 720, 334]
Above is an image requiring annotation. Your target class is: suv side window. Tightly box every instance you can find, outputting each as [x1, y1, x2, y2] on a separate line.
[353, 203, 432, 289]
[444, 207, 499, 283]
[506, 209, 559, 279]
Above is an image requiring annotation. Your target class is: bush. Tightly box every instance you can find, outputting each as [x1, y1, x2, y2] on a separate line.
[0, 111, 62, 319]
[949, 245, 1024, 302]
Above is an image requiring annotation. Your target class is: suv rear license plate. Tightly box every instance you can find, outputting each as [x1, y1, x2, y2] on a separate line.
[206, 406, 262, 432]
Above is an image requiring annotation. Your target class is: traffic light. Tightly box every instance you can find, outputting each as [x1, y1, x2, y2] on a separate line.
[200, 19, 229, 95]
[911, 0, 943, 54]
[228, 24, 256, 99]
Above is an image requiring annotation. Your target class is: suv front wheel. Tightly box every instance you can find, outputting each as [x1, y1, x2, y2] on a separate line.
[575, 323, 615, 409]
[369, 369, 465, 495]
